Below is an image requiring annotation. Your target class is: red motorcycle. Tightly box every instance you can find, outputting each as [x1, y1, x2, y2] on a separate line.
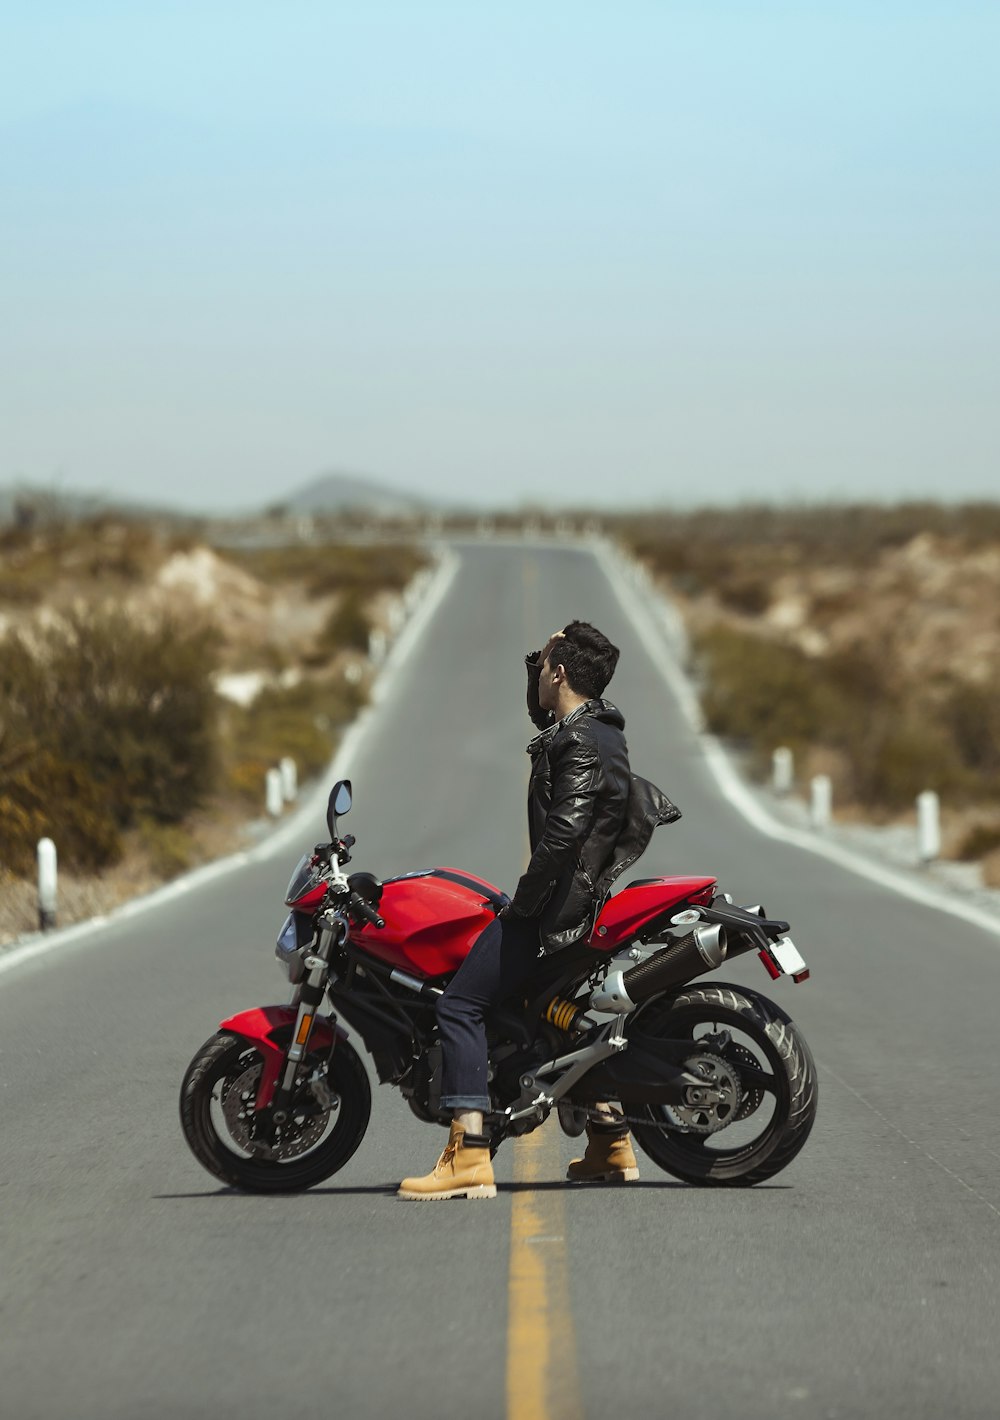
[180, 781, 817, 1192]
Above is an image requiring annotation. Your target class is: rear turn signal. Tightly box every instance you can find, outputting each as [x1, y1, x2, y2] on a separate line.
[757, 949, 781, 981]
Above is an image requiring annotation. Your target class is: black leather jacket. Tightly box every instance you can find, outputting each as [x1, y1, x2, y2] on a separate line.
[510, 653, 681, 953]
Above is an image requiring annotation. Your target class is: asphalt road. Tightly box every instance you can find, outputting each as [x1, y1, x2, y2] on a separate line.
[2, 540, 999, 1420]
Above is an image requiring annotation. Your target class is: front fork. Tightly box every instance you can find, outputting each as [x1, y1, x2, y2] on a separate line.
[256, 917, 345, 1144]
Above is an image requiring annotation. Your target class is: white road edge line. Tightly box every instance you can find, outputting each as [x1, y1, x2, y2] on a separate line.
[595, 538, 1000, 942]
[0, 545, 461, 979]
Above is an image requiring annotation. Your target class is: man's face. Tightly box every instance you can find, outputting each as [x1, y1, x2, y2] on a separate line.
[538, 653, 561, 712]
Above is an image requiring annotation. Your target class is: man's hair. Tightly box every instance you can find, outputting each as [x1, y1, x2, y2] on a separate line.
[548, 621, 620, 699]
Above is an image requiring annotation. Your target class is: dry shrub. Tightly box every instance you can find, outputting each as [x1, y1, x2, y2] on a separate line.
[0, 747, 122, 873]
[316, 591, 370, 657]
[717, 572, 773, 616]
[0, 609, 219, 871]
[226, 756, 276, 805]
[629, 504, 1000, 816]
[219, 542, 427, 598]
[0, 516, 179, 607]
[850, 717, 968, 809]
[955, 821, 1000, 862]
[135, 820, 197, 880]
[222, 676, 364, 803]
[695, 626, 839, 772]
[941, 680, 1000, 779]
[693, 624, 976, 810]
[620, 501, 1000, 572]
[981, 848, 1000, 889]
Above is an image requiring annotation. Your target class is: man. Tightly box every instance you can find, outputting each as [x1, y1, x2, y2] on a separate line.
[398, 621, 678, 1201]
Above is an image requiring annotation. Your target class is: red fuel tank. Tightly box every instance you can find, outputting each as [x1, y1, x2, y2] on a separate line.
[351, 868, 504, 977]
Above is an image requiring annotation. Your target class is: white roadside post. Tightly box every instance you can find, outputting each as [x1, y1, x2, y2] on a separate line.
[772, 747, 794, 797]
[810, 774, 832, 829]
[37, 837, 58, 932]
[266, 768, 284, 818]
[386, 598, 405, 636]
[279, 756, 298, 803]
[917, 790, 941, 864]
[368, 628, 387, 667]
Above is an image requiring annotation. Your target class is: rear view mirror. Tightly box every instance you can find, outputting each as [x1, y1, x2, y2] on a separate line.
[327, 779, 352, 835]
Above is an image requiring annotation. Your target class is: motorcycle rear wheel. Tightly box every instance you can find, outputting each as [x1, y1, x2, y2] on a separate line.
[180, 1031, 371, 1193]
[630, 982, 817, 1187]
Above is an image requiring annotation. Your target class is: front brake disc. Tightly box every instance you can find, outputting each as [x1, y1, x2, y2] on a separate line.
[220, 1060, 330, 1160]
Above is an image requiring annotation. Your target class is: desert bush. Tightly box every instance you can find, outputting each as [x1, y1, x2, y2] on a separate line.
[223, 676, 365, 803]
[695, 627, 839, 768]
[630, 505, 1000, 815]
[955, 821, 1000, 862]
[0, 609, 219, 870]
[940, 680, 1000, 778]
[848, 716, 968, 809]
[317, 591, 370, 656]
[307, 544, 427, 598]
[0, 517, 175, 606]
[716, 572, 773, 616]
[693, 625, 975, 809]
[219, 542, 427, 598]
[981, 848, 1000, 888]
[0, 744, 123, 874]
[619, 502, 1000, 572]
[136, 820, 196, 880]
[225, 755, 277, 805]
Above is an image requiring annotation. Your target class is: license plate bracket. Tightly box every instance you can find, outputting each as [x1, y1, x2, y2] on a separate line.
[768, 935, 807, 976]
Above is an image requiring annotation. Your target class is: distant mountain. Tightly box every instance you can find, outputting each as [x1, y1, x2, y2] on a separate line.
[0, 472, 440, 527]
[274, 472, 432, 518]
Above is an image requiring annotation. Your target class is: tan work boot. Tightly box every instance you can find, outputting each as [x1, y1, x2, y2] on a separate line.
[398, 1121, 497, 1201]
[567, 1121, 640, 1183]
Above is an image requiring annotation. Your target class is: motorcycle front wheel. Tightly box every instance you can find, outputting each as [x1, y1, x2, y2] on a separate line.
[180, 1031, 371, 1193]
[630, 982, 817, 1186]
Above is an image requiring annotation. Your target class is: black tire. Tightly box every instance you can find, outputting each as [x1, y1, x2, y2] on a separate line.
[179, 1031, 371, 1193]
[630, 982, 817, 1187]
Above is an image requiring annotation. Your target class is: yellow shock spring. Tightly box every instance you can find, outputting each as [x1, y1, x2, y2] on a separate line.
[543, 996, 584, 1034]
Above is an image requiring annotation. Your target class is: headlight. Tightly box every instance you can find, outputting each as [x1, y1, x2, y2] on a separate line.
[275, 912, 308, 983]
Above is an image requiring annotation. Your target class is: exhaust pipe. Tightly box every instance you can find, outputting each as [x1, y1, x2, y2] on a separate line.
[590, 924, 728, 1014]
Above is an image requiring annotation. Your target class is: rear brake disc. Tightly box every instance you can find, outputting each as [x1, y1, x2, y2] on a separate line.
[661, 1051, 742, 1135]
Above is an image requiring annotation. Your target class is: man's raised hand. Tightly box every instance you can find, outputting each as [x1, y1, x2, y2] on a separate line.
[536, 629, 567, 668]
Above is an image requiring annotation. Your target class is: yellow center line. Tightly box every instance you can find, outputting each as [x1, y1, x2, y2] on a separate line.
[507, 552, 583, 1420]
[506, 1124, 583, 1420]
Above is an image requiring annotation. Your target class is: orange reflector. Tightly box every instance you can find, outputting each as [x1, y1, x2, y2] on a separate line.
[295, 1014, 314, 1045]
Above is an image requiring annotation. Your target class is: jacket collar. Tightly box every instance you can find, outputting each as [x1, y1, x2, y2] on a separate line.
[526, 698, 615, 755]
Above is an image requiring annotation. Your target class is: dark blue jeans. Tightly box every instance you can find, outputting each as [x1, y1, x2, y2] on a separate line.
[437, 914, 543, 1110]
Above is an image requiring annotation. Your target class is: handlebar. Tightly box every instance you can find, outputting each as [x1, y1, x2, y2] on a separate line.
[313, 835, 356, 868]
[349, 891, 385, 930]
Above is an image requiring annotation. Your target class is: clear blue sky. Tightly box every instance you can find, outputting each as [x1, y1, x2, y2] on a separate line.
[2, 2, 997, 511]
